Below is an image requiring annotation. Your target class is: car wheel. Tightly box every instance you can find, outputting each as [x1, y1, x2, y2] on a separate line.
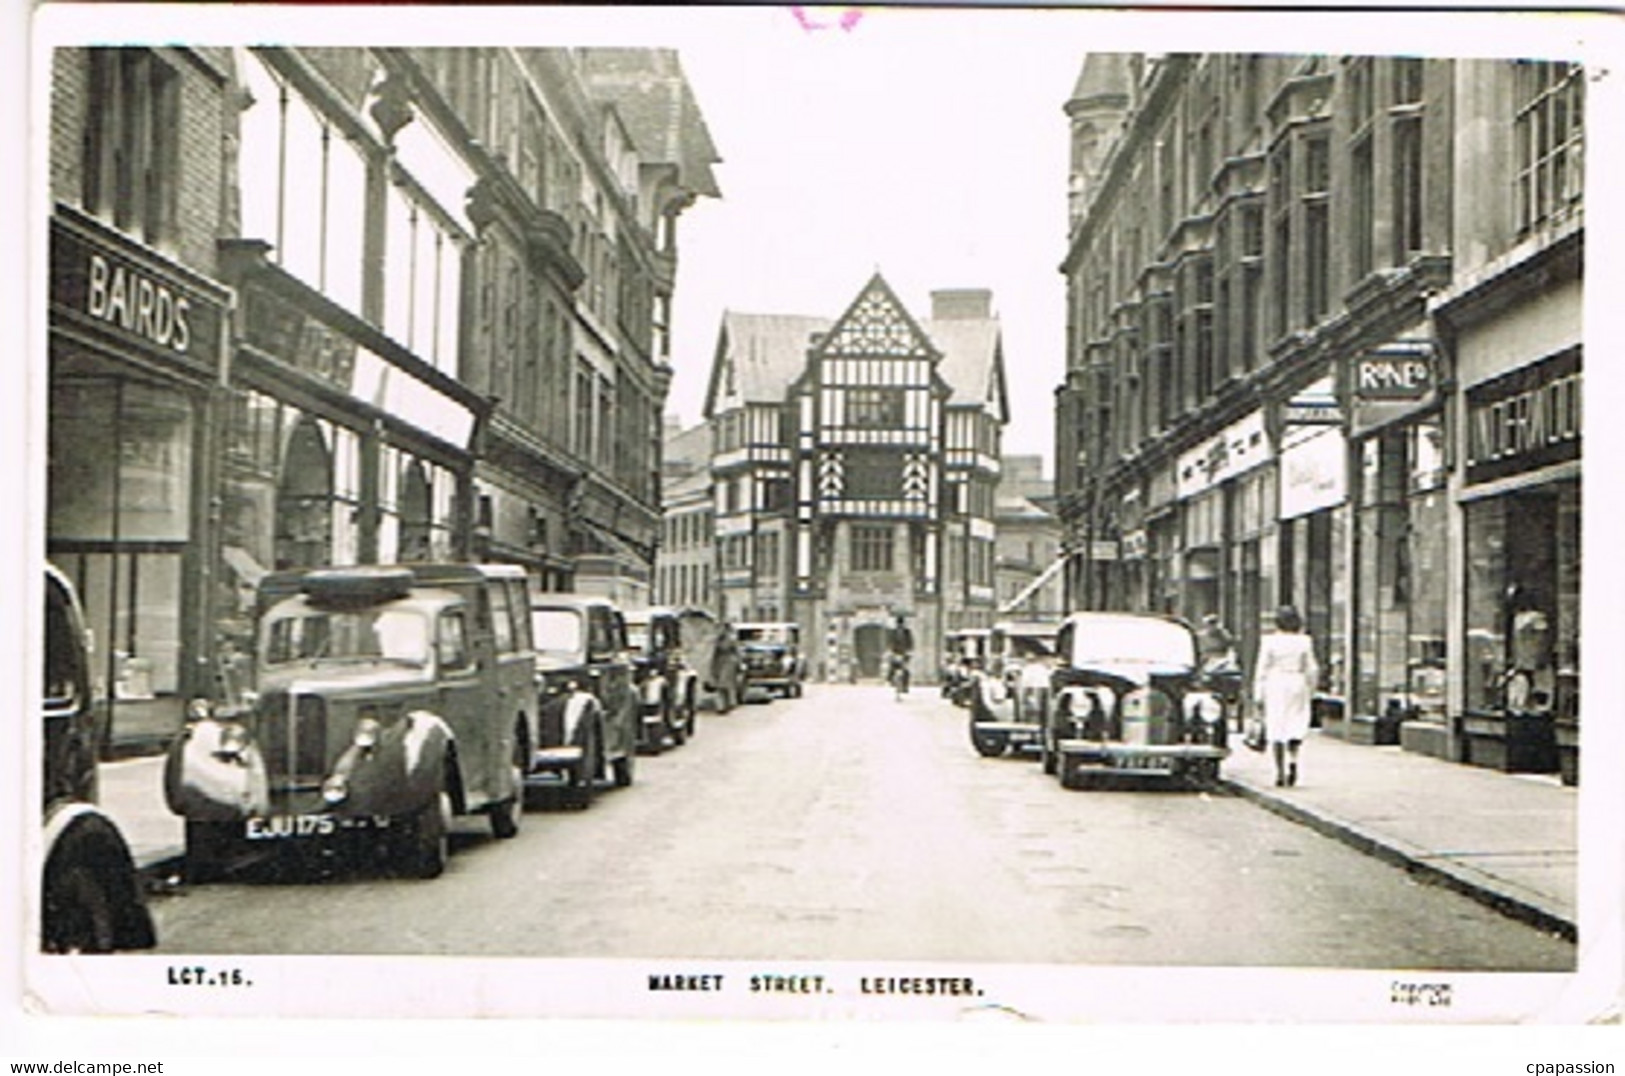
[489, 762, 523, 839]
[971, 724, 1009, 758]
[42, 863, 117, 953]
[401, 782, 451, 879]
[184, 819, 236, 885]
[1190, 757, 1220, 790]
[611, 748, 635, 788]
[1057, 754, 1079, 791]
[569, 725, 601, 809]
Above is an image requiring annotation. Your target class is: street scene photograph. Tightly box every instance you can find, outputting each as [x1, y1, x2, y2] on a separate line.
[14, 0, 1623, 1039]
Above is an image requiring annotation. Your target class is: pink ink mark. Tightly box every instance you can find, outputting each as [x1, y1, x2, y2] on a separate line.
[790, 6, 865, 33]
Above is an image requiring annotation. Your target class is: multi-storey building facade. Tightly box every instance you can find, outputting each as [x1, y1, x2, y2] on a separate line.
[1055, 53, 1582, 777]
[47, 48, 240, 745]
[702, 275, 1009, 682]
[993, 456, 1064, 618]
[654, 420, 716, 611]
[45, 45, 717, 748]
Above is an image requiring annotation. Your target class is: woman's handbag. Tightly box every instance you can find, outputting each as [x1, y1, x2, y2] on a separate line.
[1243, 715, 1267, 752]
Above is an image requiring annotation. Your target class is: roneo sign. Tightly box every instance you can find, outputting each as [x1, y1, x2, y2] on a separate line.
[1355, 345, 1434, 400]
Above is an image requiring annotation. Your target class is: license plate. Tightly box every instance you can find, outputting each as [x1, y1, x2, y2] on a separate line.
[244, 814, 392, 840]
[246, 815, 336, 840]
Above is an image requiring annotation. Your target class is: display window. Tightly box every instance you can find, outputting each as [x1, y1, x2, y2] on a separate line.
[1462, 481, 1579, 718]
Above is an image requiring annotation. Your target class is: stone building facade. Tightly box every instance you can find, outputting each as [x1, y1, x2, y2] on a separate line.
[1054, 53, 1582, 776]
[45, 45, 718, 748]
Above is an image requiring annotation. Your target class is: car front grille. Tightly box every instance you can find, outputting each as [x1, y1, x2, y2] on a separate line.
[259, 692, 328, 781]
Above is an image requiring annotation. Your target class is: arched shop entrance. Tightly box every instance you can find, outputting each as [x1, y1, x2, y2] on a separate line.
[275, 417, 334, 570]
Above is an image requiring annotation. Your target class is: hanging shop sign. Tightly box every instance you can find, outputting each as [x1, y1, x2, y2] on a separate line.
[49, 208, 227, 376]
[1354, 342, 1436, 400]
[1465, 348, 1581, 486]
[1176, 411, 1271, 500]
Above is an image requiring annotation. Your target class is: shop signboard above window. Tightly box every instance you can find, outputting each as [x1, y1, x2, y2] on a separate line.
[1176, 410, 1271, 499]
[1465, 348, 1581, 486]
[49, 209, 228, 377]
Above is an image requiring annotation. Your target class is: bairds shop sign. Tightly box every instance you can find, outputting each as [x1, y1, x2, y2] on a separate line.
[1465, 348, 1581, 486]
[49, 208, 226, 372]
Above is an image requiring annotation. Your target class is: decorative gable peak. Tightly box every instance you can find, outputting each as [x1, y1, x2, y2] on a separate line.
[817, 274, 939, 360]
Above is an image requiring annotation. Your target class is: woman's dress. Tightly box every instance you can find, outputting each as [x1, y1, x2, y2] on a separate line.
[1254, 631, 1319, 744]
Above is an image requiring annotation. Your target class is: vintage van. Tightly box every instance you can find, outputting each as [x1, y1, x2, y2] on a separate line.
[165, 564, 535, 881]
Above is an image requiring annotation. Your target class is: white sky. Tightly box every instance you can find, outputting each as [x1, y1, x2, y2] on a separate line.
[27, 4, 1620, 477]
[657, 6, 1086, 473]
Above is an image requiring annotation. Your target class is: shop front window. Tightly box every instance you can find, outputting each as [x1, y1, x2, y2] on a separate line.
[1463, 483, 1578, 717]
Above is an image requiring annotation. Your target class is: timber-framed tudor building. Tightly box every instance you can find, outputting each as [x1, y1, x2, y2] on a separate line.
[694, 275, 1011, 683]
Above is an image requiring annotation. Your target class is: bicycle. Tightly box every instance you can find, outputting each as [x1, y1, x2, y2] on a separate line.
[888, 653, 911, 699]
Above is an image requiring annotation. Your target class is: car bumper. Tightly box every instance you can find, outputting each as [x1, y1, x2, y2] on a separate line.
[972, 720, 1044, 743]
[528, 745, 585, 779]
[1057, 740, 1228, 775]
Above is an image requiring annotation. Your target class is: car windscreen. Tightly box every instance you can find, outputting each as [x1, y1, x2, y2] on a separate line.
[739, 627, 793, 645]
[531, 608, 586, 656]
[1067, 617, 1195, 668]
[264, 607, 430, 666]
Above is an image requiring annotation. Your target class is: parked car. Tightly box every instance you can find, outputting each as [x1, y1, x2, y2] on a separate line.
[1041, 612, 1229, 789]
[528, 593, 638, 804]
[735, 621, 804, 700]
[624, 607, 701, 751]
[940, 628, 990, 707]
[40, 565, 156, 953]
[967, 620, 1060, 758]
[165, 564, 534, 882]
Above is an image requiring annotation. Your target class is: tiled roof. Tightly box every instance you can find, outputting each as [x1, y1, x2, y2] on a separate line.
[577, 49, 722, 198]
[924, 316, 1003, 412]
[710, 312, 831, 409]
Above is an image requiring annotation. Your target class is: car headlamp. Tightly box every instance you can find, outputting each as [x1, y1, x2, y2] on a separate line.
[214, 721, 250, 761]
[353, 715, 382, 749]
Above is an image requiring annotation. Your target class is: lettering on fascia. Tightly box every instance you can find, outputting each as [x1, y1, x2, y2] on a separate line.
[1467, 372, 1582, 466]
[86, 252, 191, 353]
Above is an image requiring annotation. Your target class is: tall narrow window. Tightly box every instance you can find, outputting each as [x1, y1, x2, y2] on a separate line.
[82, 48, 179, 246]
[1350, 135, 1375, 279]
[1303, 136, 1331, 323]
[1392, 118, 1424, 262]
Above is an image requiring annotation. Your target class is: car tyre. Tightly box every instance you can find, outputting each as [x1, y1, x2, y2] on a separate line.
[489, 762, 523, 839]
[184, 819, 236, 885]
[611, 748, 635, 788]
[568, 725, 601, 809]
[42, 863, 117, 953]
[971, 724, 1009, 758]
[402, 782, 451, 880]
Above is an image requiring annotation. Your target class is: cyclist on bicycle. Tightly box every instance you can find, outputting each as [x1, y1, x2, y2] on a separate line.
[886, 613, 914, 695]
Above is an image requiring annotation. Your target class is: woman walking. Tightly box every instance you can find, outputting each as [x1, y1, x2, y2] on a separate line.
[1252, 605, 1320, 787]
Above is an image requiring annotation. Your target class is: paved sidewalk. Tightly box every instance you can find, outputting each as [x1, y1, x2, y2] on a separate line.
[96, 729, 1579, 940]
[1220, 729, 1577, 939]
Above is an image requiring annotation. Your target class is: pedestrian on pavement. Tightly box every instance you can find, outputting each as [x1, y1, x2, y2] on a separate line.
[1252, 605, 1319, 787]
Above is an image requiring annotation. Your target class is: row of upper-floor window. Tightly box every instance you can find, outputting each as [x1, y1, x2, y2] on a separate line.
[712, 398, 999, 455]
[655, 562, 711, 609]
[72, 48, 664, 499]
[709, 461, 997, 518]
[1074, 59, 1582, 344]
[662, 508, 714, 551]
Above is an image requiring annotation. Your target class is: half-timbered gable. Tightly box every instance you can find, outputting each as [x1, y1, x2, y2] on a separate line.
[696, 274, 1008, 679]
